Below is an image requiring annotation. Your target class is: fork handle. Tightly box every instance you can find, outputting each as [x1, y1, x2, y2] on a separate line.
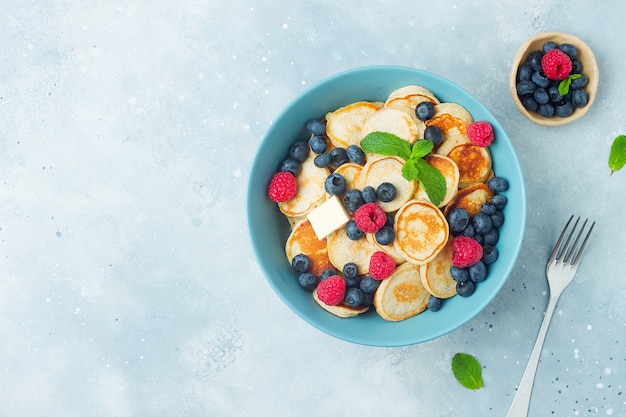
[505, 295, 558, 417]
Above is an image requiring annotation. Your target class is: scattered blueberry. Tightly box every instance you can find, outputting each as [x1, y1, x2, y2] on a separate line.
[480, 202, 497, 215]
[415, 102, 435, 121]
[456, 279, 476, 297]
[344, 274, 360, 289]
[517, 64, 533, 81]
[521, 94, 539, 112]
[473, 233, 484, 245]
[291, 253, 311, 273]
[490, 211, 504, 228]
[309, 135, 327, 154]
[289, 140, 309, 162]
[461, 223, 476, 238]
[424, 126, 443, 147]
[533, 88, 549, 105]
[343, 262, 359, 280]
[343, 189, 365, 212]
[472, 212, 493, 235]
[488, 176, 509, 193]
[571, 74, 588, 89]
[531, 71, 550, 88]
[306, 119, 326, 136]
[542, 41, 558, 53]
[362, 291, 374, 307]
[482, 228, 499, 246]
[482, 245, 499, 264]
[385, 212, 394, 227]
[344, 287, 365, 307]
[280, 158, 301, 177]
[314, 153, 331, 168]
[538, 103, 555, 118]
[298, 272, 317, 291]
[345, 220, 364, 240]
[517, 80, 536, 96]
[359, 276, 380, 293]
[361, 186, 377, 203]
[469, 260, 487, 283]
[376, 182, 396, 202]
[491, 195, 507, 210]
[448, 208, 470, 233]
[320, 268, 337, 281]
[450, 266, 469, 283]
[558, 43, 578, 60]
[324, 173, 347, 195]
[571, 59, 583, 74]
[427, 296, 443, 312]
[375, 225, 395, 245]
[527, 50, 543, 70]
[330, 147, 348, 166]
[572, 89, 588, 108]
[346, 145, 365, 164]
[555, 100, 574, 118]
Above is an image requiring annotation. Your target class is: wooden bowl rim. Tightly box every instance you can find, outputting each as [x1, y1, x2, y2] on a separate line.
[509, 32, 599, 126]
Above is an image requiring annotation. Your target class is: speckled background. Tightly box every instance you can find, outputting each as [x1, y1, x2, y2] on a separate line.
[1, 1, 624, 416]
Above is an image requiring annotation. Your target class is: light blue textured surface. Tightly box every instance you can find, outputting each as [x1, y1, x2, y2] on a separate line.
[1, 2, 624, 416]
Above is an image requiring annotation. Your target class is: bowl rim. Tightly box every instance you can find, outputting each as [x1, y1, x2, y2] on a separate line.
[509, 31, 599, 126]
[248, 65, 527, 346]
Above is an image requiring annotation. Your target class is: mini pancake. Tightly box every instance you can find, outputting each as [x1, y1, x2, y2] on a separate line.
[359, 156, 416, 212]
[445, 143, 492, 189]
[394, 199, 449, 265]
[312, 289, 370, 318]
[443, 182, 494, 217]
[279, 154, 329, 218]
[285, 218, 335, 276]
[329, 162, 363, 198]
[435, 132, 472, 156]
[325, 101, 382, 148]
[414, 154, 460, 208]
[326, 226, 379, 274]
[425, 102, 474, 144]
[419, 236, 457, 299]
[361, 106, 424, 145]
[374, 262, 430, 322]
[384, 85, 440, 109]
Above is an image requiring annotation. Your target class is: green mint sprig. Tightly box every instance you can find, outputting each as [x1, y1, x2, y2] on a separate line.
[360, 132, 446, 206]
[451, 353, 484, 390]
[558, 73, 582, 96]
[609, 134, 626, 175]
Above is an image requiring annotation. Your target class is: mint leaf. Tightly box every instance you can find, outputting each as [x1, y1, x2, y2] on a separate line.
[609, 134, 626, 174]
[401, 158, 419, 181]
[412, 139, 434, 159]
[451, 353, 483, 390]
[414, 158, 446, 206]
[558, 73, 581, 96]
[360, 132, 412, 160]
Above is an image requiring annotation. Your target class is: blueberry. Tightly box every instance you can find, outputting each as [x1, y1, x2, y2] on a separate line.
[571, 59, 583, 74]
[473, 233, 484, 245]
[570, 74, 588, 89]
[330, 147, 348, 167]
[542, 41, 558, 53]
[376, 182, 397, 202]
[558, 43, 578, 60]
[521, 94, 539, 112]
[324, 173, 347, 195]
[473, 212, 493, 235]
[359, 275, 380, 293]
[343, 262, 359, 280]
[344, 274, 360, 289]
[345, 220, 364, 240]
[469, 260, 487, 283]
[423, 126, 444, 147]
[461, 223, 476, 238]
[306, 119, 326, 136]
[343, 189, 365, 212]
[362, 291, 374, 307]
[448, 208, 470, 233]
[450, 266, 469, 283]
[314, 153, 331, 168]
[572, 89, 588, 108]
[533, 88, 549, 105]
[516, 80, 536, 96]
[482, 245, 498, 264]
[491, 210, 504, 228]
[555, 101, 574, 118]
[415, 102, 435, 121]
[427, 296, 443, 312]
[531, 71, 550, 88]
[320, 268, 337, 281]
[291, 253, 311, 273]
[482, 228, 499, 246]
[289, 140, 310, 162]
[487, 176, 509, 193]
[491, 195, 507, 210]
[456, 279, 476, 297]
[375, 225, 395, 245]
[346, 145, 365, 164]
[548, 85, 564, 103]
[309, 135, 327, 154]
[298, 272, 318, 291]
[385, 212, 394, 227]
[280, 158, 301, 177]
[527, 50, 543, 70]
[344, 287, 365, 307]
[361, 186, 377, 203]
[480, 202, 497, 215]
[517, 64, 533, 81]
[538, 103, 555, 117]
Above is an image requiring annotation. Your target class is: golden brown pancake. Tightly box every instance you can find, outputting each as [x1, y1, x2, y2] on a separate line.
[359, 156, 416, 212]
[419, 236, 457, 299]
[325, 101, 382, 148]
[446, 143, 492, 189]
[312, 289, 370, 318]
[443, 182, 494, 217]
[278, 154, 328, 218]
[326, 226, 379, 274]
[374, 262, 430, 321]
[285, 219, 335, 276]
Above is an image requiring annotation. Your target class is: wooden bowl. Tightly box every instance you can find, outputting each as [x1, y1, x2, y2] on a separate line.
[509, 32, 599, 126]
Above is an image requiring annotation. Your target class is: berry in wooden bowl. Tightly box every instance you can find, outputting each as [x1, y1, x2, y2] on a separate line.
[510, 32, 599, 126]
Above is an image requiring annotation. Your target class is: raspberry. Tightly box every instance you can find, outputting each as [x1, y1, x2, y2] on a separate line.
[267, 171, 297, 202]
[369, 251, 395, 280]
[316, 275, 346, 306]
[452, 236, 483, 268]
[541, 49, 572, 81]
[353, 202, 386, 233]
[467, 121, 494, 147]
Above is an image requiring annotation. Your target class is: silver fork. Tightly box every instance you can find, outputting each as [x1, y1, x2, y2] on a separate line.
[505, 215, 595, 417]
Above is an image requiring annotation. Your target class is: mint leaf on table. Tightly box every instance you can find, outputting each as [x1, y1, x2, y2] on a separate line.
[360, 132, 446, 206]
[451, 353, 484, 390]
[609, 134, 626, 174]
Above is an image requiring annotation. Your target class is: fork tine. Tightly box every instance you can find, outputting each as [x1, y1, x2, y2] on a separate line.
[548, 215, 574, 263]
[571, 220, 595, 265]
[562, 217, 585, 264]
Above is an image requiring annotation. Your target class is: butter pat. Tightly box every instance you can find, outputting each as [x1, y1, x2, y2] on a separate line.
[306, 195, 350, 239]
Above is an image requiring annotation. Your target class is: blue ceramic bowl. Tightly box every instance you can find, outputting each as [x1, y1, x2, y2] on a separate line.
[247, 66, 526, 346]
